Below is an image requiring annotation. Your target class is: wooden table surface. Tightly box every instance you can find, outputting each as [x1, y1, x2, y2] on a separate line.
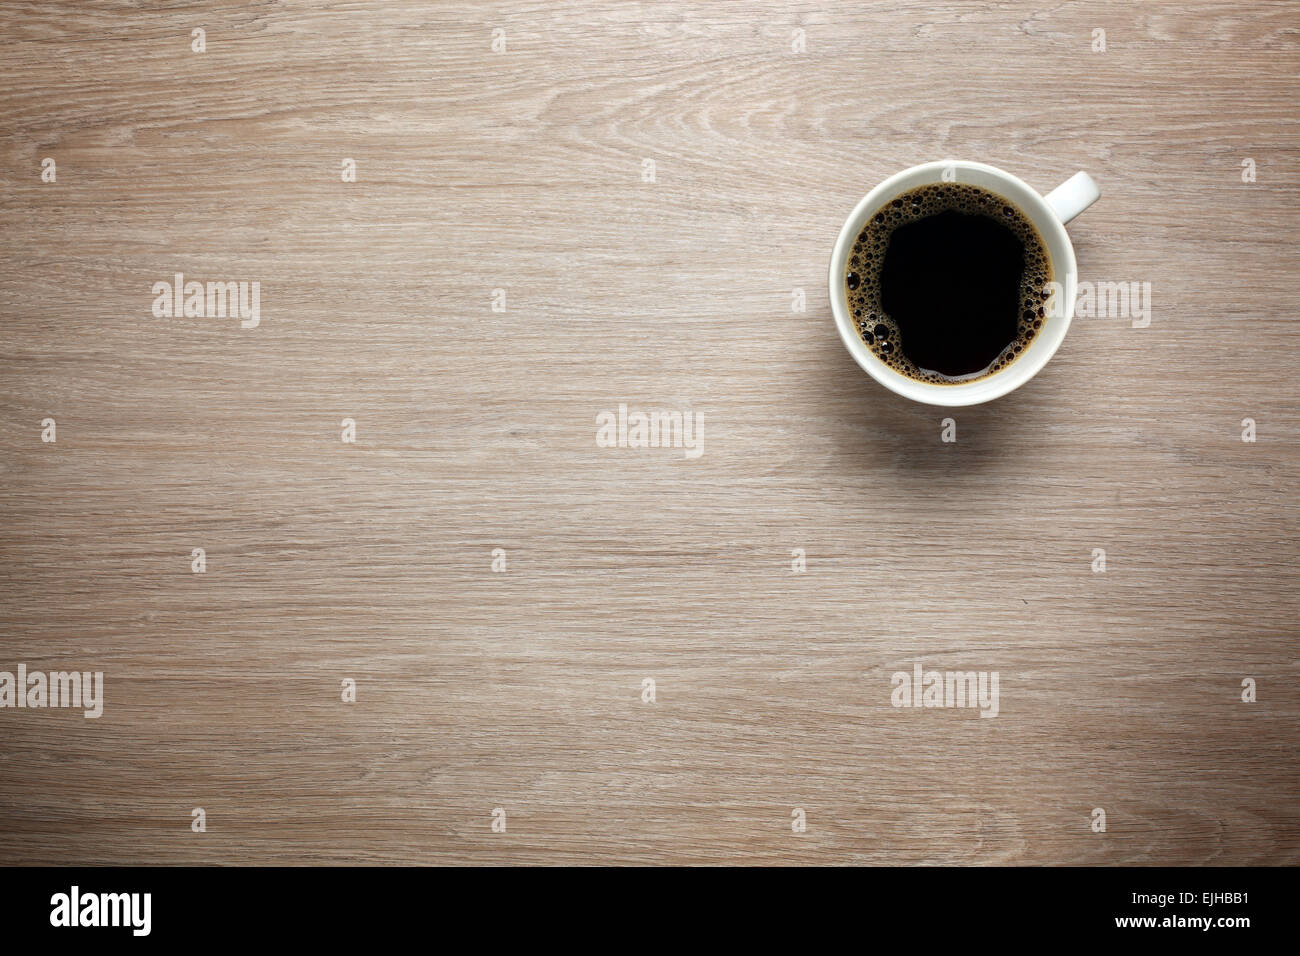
[1, 1, 1297, 866]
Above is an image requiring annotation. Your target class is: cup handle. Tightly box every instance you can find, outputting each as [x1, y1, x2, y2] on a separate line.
[1044, 171, 1100, 224]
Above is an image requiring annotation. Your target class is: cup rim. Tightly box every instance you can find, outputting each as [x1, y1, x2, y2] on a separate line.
[828, 160, 1078, 407]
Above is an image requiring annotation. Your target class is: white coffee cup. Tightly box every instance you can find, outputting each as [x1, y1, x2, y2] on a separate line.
[828, 161, 1099, 406]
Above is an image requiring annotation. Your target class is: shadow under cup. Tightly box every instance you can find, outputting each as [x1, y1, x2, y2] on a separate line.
[829, 161, 1079, 407]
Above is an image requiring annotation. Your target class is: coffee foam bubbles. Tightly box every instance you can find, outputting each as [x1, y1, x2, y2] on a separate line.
[844, 182, 1053, 384]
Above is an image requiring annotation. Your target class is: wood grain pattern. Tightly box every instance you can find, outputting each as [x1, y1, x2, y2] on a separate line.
[1, 0, 1297, 865]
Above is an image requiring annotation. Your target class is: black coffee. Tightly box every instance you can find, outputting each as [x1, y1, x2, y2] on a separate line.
[844, 182, 1052, 383]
